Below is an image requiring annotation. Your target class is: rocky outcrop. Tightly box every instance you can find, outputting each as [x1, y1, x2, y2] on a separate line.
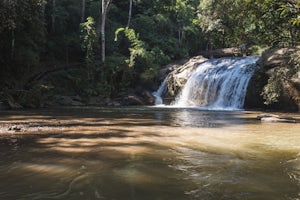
[163, 55, 207, 98]
[245, 46, 300, 111]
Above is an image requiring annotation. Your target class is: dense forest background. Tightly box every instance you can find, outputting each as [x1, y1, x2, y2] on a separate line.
[0, 0, 299, 108]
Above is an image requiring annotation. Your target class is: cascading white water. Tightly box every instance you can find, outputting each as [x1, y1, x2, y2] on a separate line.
[174, 57, 259, 110]
[152, 79, 167, 105]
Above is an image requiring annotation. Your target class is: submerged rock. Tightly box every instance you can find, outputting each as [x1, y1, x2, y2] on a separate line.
[257, 113, 296, 123]
[8, 125, 23, 132]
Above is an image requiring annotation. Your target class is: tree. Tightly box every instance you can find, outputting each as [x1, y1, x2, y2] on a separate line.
[0, 0, 46, 82]
[100, 0, 111, 64]
[127, 0, 133, 27]
[279, 0, 300, 45]
[81, 16, 97, 81]
[81, 0, 86, 22]
[51, 0, 56, 33]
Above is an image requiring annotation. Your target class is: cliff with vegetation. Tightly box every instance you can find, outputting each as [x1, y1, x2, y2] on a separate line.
[245, 46, 300, 111]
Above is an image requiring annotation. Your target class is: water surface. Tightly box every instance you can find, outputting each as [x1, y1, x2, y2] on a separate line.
[0, 107, 299, 200]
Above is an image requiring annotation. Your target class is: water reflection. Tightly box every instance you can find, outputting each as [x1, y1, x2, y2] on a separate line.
[171, 147, 300, 200]
[169, 108, 253, 128]
[171, 109, 217, 127]
[0, 107, 299, 200]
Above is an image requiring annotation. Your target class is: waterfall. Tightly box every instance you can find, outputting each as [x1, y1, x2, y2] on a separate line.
[152, 78, 167, 105]
[174, 57, 259, 110]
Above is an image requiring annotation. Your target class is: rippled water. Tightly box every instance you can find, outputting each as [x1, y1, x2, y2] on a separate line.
[0, 107, 299, 200]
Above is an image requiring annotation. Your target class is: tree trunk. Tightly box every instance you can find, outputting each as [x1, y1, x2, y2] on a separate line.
[81, 0, 86, 22]
[11, 30, 15, 59]
[9, 0, 16, 59]
[51, 0, 56, 33]
[178, 29, 182, 45]
[100, 0, 111, 64]
[127, 0, 132, 27]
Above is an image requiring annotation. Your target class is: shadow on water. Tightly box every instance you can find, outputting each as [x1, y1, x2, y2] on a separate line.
[0, 106, 259, 129]
[0, 107, 194, 200]
[0, 107, 299, 200]
[0, 134, 191, 200]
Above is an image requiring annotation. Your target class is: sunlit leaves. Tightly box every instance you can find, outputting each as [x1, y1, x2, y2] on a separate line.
[80, 16, 97, 80]
[115, 27, 146, 68]
[279, 1, 300, 26]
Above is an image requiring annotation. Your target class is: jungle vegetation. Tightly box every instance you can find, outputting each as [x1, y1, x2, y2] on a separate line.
[0, 0, 299, 107]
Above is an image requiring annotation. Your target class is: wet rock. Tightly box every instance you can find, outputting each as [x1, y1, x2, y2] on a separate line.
[144, 90, 156, 105]
[52, 95, 84, 106]
[257, 113, 296, 123]
[260, 117, 296, 123]
[8, 125, 23, 132]
[87, 96, 106, 106]
[105, 98, 121, 106]
[122, 95, 144, 106]
[164, 55, 207, 97]
[257, 113, 280, 119]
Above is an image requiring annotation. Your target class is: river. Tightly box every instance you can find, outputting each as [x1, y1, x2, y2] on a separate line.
[0, 107, 299, 200]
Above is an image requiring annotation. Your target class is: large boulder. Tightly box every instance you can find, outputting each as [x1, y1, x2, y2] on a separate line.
[245, 46, 300, 111]
[256, 48, 295, 69]
[163, 55, 207, 98]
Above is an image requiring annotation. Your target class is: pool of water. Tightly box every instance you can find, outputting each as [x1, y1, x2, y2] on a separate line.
[0, 107, 299, 200]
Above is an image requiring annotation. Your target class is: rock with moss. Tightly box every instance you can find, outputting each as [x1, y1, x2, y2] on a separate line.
[250, 46, 300, 111]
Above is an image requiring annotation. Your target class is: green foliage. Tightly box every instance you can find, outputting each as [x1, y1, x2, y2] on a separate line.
[115, 26, 173, 83]
[100, 54, 131, 96]
[195, 0, 300, 49]
[0, 0, 46, 76]
[115, 27, 147, 68]
[1, 0, 300, 105]
[261, 68, 284, 105]
[248, 45, 268, 56]
[80, 16, 97, 81]
[42, 69, 85, 96]
[289, 47, 300, 77]
[279, 1, 300, 27]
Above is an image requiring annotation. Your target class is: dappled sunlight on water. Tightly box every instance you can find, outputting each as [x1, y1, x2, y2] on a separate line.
[0, 107, 300, 199]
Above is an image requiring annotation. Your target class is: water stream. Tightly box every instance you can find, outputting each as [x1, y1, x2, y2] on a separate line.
[0, 107, 299, 200]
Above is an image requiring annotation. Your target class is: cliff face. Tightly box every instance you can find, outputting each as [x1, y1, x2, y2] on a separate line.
[245, 47, 300, 111]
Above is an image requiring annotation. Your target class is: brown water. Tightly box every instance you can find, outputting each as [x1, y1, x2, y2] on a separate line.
[0, 107, 299, 200]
